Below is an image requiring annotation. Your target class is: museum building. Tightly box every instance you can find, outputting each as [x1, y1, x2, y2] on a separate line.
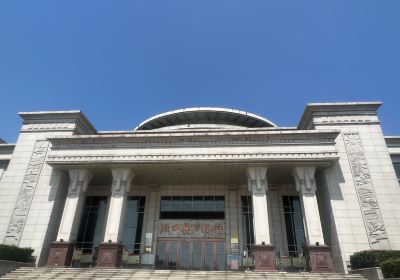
[0, 102, 399, 273]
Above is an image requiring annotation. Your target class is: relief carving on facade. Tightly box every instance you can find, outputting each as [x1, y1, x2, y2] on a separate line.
[21, 122, 76, 132]
[314, 114, 378, 126]
[4, 140, 49, 245]
[343, 133, 389, 247]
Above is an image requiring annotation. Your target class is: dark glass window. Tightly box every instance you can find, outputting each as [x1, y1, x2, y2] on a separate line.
[241, 196, 254, 256]
[76, 196, 108, 253]
[193, 196, 204, 211]
[394, 162, 400, 180]
[159, 196, 225, 219]
[122, 196, 146, 254]
[182, 197, 192, 211]
[282, 196, 306, 257]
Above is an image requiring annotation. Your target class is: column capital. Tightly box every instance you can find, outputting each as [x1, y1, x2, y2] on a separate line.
[247, 167, 268, 193]
[111, 168, 134, 195]
[291, 166, 316, 195]
[68, 169, 93, 196]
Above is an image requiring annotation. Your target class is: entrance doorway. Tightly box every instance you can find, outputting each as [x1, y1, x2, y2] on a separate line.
[156, 239, 225, 271]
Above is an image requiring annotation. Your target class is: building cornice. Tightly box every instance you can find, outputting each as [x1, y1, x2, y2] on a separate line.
[298, 102, 382, 130]
[0, 144, 15, 161]
[97, 127, 299, 134]
[18, 110, 97, 135]
[47, 129, 340, 150]
[386, 136, 400, 155]
[385, 136, 400, 147]
[46, 129, 340, 165]
[47, 152, 339, 165]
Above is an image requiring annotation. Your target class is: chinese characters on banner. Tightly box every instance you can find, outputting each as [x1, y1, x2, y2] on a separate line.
[159, 220, 224, 238]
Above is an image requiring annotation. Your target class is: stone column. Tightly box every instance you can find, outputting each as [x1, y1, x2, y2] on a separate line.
[47, 169, 93, 267]
[96, 168, 134, 267]
[292, 166, 334, 273]
[247, 167, 275, 271]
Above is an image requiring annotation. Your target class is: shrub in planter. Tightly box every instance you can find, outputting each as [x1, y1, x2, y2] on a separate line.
[381, 258, 400, 279]
[0, 245, 35, 263]
[350, 250, 400, 269]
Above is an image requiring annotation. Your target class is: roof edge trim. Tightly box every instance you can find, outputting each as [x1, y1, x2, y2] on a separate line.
[134, 107, 277, 130]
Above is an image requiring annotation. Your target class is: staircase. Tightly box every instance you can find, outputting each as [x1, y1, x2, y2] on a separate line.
[1, 267, 366, 280]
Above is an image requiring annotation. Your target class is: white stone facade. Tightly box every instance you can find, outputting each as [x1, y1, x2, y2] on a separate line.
[0, 104, 399, 273]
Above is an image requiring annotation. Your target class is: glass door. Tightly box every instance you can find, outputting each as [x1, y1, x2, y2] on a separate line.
[191, 240, 203, 270]
[180, 240, 190, 269]
[157, 240, 178, 269]
[157, 241, 167, 267]
[167, 241, 178, 269]
[157, 239, 225, 271]
[215, 241, 225, 271]
[204, 241, 225, 271]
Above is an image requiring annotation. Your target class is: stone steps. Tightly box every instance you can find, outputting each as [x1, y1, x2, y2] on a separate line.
[1, 267, 367, 280]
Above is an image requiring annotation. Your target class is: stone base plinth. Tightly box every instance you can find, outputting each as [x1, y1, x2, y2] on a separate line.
[252, 244, 276, 271]
[304, 245, 334, 273]
[96, 242, 122, 268]
[46, 242, 74, 267]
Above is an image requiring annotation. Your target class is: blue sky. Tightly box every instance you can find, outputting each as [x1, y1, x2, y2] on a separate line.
[0, 1, 399, 142]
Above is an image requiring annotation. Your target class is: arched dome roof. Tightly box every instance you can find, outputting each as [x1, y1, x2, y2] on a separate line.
[135, 107, 277, 131]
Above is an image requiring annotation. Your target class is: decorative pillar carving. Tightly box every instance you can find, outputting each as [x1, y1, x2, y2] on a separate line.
[343, 133, 389, 249]
[97, 168, 134, 268]
[4, 140, 49, 245]
[247, 167, 275, 271]
[47, 169, 93, 267]
[292, 166, 334, 273]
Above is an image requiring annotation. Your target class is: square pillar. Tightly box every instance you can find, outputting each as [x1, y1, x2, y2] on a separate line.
[292, 166, 334, 273]
[96, 168, 134, 268]
[247, 167, 276, 271]
[47, 169, 93, 267]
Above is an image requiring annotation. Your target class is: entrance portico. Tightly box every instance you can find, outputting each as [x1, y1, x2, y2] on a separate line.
[46, 161, 335, 272]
